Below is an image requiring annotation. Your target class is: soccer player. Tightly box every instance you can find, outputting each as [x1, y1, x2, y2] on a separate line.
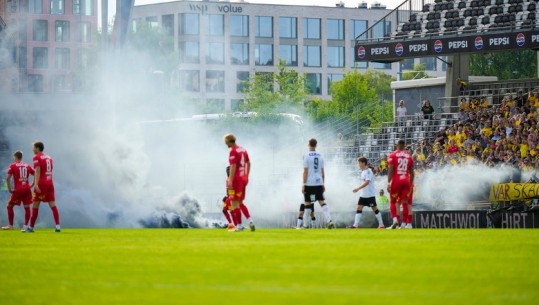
[302, 138, 334, 229]
[296, 200, 316, 229]
[25, 141, 61, 233]
[399, 184, 414, 229]
[2, 151, 35, 231]
[350, 157, 385, 228]
[224, 133, 253, 232]
[387, 139, 414, 229]
[222, 166, 255, 231]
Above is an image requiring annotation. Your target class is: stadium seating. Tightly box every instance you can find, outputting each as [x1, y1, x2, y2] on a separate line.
[393, 0, 538, 39]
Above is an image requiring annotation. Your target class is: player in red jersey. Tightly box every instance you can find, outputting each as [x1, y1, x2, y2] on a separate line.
[224, 133, 253, 232]
[222, 166, 254, 230]
[387, 140, 414, 229]
[2, 151, 35, 231]
[25, 141, 61, 233]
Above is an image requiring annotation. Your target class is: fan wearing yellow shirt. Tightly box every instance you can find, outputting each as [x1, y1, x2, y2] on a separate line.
[481, 124, 493, 138]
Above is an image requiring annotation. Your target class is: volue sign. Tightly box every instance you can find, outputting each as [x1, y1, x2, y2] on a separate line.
[189, 3, 243, 15]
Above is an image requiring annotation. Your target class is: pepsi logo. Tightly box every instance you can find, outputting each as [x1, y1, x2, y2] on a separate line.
[474, 36, 483, 50]
[434, 40, 443, 53]
[395, 43, 404, 56]
[357, 46, 366, 59]
[516, 33, 525, 47]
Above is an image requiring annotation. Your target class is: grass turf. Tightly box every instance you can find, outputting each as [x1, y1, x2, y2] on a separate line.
[0, 228, 537, 305]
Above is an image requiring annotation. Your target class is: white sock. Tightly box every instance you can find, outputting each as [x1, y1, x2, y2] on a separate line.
[322, 204, 331, 222]
[375, 212, 384, 226]
[246, 218, 252, 223]
[297, 218, 303, 227]
[304, 209, 312, 226]
[55, 225, 61, 229]
[353, 213, 362, 227]
[393, 217, 398, 223]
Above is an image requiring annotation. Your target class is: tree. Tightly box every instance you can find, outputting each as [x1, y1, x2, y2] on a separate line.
[470, 50, 537, 79]
[402, 63, 431, 80]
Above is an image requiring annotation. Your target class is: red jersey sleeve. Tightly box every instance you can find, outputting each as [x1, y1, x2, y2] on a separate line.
[7, 164, 13, 175]
[387, 153, 395, 167]
[229, 149, 239, 166]
[27, 164, 35, 175]
[33, 156, 40, 169]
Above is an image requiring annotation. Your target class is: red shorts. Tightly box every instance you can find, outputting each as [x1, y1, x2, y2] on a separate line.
[223, 197, 232, 210]
[8, 188, 33, 206]
[33, 183, 55, 202]
[228, 178, 246, 201]
[390, 180, 411, 204]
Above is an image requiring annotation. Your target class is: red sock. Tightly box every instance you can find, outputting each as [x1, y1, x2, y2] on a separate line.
[407, 213, 413, 224]
[402, 204, 409, 223]
[390, 202, 397, 219]
[50, 206, 60, 225]
[30, 207, 39, 227]
[233, 208, 242, 225]
[240, 203, 250, 219]
[222, 209, 232, 224]
[24, 207, 31, 225]
[7, 206, 14, 226]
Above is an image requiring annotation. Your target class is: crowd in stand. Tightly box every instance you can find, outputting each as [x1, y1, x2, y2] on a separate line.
[375, 90, 539, 177]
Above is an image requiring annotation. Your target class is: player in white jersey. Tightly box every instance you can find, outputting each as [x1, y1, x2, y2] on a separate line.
[300, 138, 334, 229]
[350, 157, 385, 228]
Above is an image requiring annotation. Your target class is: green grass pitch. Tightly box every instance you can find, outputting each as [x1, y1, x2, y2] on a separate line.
[0, 228, 537, 305]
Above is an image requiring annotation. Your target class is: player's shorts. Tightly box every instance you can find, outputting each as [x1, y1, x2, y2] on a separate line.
[8, 188, 33, 206]
[390, 180, 411, 204]
[33, 183, 55, 202]
[358, 196, 377, 207]
[228, 178, 246, 201]
[223, 197, 232, 210]
[304, 185, 324, 202]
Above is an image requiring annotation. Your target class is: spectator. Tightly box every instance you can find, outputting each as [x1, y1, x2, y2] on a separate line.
[379, 155, 388, 176]
[376, 189, 389, 211]
[421, 100, 435, 120]
[459, 98, 469, 112]
[396, 100, 407, 123]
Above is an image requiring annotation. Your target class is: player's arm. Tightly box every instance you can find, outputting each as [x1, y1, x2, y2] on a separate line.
[302, 168, 308, 193]
[28, 166, 35, 188]
[6, 173, 13, 193]
[321, 168, 325, 192]
[34, 165, 41, 192]
[353, 179, 369, 193]
[228, 164, 236, 188]
[245, 160, 251, 180]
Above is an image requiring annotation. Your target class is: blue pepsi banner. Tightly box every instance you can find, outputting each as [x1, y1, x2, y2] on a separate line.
[355, 30, 539, 62]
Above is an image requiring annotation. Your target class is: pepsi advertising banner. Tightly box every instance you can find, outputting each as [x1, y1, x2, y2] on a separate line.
[355, 30, 539, 62]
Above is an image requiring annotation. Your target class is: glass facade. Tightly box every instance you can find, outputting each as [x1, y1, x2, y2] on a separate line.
[236, 71, 249, 93]
[327, 19, 344, 40]
[179, 70, 200, 92]
[303, 18, 320, 39]
[162, 14, 174, 36]
[56, 48, 70, 69]
[328, 73, 344, 92]
[255, 44, 273, 66]
[179, 13, 199, 35]
[206, 14, 224, 36]
[206, 70, 225, 92]
[279, 17, 297, 38]
[33, 20, 48, 42]
[32, 47, 48, 68]
[179, 41, 199, 63]
[28, 74, 43, 92]
[29, 0, 42, 14]
[50, 0, 64, 15]
[231, 43, 249, 65]
[206, 42, 224, 64]
[255, 16, 273, 38]
[279, 45, 297, 66]
[327, 46, 344, 68]
[420, 57, 437, 71]
[303, 45, 321, 67]
[230, 15, 249, 36]
[402, 58, 414, 70]
[78, 22, 91, 43]
[73, 0, 92, 15]
[231, 99, 244, 111]
[351, 20, 368, 40]
[305, 73, 321, 95]
[55, 21, 70, 42]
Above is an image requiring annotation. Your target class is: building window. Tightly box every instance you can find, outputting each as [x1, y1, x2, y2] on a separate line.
[7, 0, 17, 13]
[77, 22, 91, 43]
[373, 62, 391, 69]
[206, 70, 225, 93]
[441, 56, 448, 71]
[255, 16, 273, 38]
[305, 73, 321, 95]
[28, 74, 43, 92]
[32, 47, 48, 68]
[231, 99, 244, 111]
[350, 47, 367, 68]
[33, 20, 48, 42]
[77, 48, 89, 68]
[279, 44, 297, 66]
[162, 14, 174, 36]
[351, 20, 368, 40]
[55, 48, 70, 69]
[230, 15, 249, 37]
[372, 20, 392, 41]
[50, 0, 64, 14]
[206, 42, 224, 64]
[73, 0, 92, 15]
[55, 21, 69, 42]
[328, 73, 344, 93]
[206, 99, 225, 113]
[19, 19, 27, 41]
[51, 75, 69, 92]
[327, 46, 344, 68]
[236, 71, 249, 93]
[179, 41, 199, 63]
[304, 18, 320, 39]
[179, 70, 200, 92]
[279, 17, 297, 38]
[179, 13, 199, 35]
[206, 14, 224, 36]
[420, 57, 436, 71]
[231, 43, 249, 65]
[18, 47, 27, 69]
[402, 58, 414, 70]
[304, 45, 321, 67]
[145, 16, 158, 29]
[29, 0, 42, 14]
[255, 44, 273, 66]
[327, 19, 344, 40]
